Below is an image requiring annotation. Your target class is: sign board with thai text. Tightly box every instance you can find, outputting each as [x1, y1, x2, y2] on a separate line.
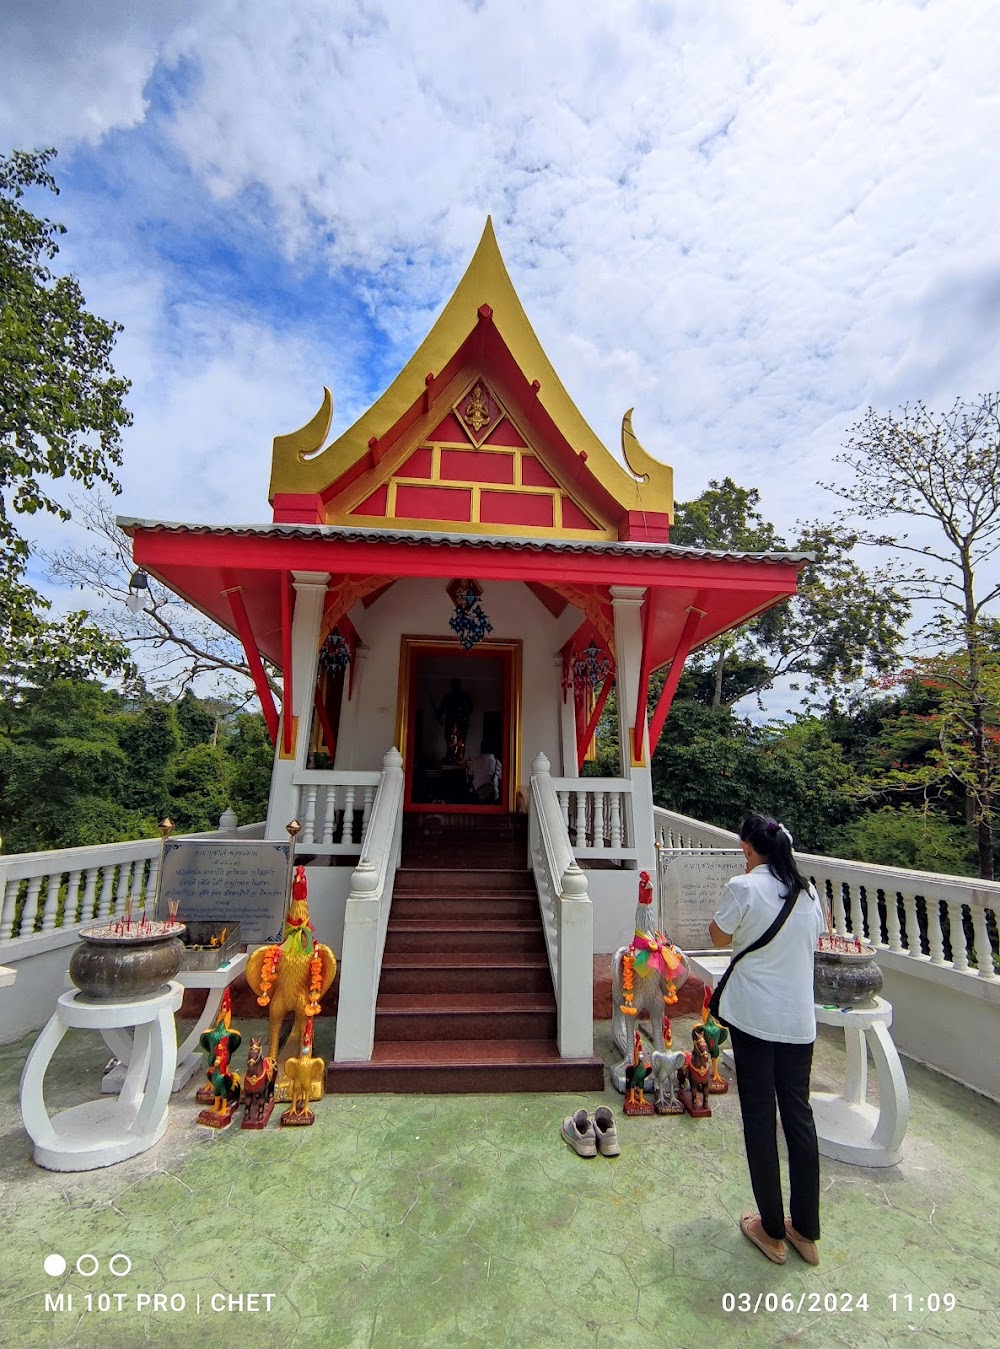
[157, 840, 292, 944]
[658, 848, 743, 952]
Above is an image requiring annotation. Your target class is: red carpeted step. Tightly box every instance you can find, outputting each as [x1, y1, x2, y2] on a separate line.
[374, 992, 556, 1041]
[326, 1038, 605, 1094]
[379, 951, 552, 995]
[383, 918, 546, 954]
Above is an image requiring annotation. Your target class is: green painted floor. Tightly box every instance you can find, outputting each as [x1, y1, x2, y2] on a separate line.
[1, 1014, 998, 1349]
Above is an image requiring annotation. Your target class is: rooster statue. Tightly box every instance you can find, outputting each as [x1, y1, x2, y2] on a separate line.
[246, 865, 337, 1099]
[696, 987, 730, 1094]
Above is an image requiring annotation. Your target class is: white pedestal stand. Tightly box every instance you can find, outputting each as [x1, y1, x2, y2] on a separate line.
[20, 982, 182, 1171]
[812, 996, 909, 1168]
[100, 953, 248, 1094]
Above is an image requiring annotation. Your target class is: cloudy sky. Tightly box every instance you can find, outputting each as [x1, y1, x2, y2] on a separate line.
[3, 0, 999, 691]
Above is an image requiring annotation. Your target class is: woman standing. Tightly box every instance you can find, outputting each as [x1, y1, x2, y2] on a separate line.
[709, 815, 827, 1267]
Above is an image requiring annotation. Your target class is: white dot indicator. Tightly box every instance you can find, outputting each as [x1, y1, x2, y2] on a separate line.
[44, 1254, 67, 1277]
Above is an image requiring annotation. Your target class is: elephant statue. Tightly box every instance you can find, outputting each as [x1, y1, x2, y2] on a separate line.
[651, 1049, 686, 1114]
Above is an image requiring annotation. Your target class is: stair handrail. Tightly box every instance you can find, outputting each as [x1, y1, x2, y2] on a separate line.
[333, 747, 405, 1063]
[528, 752, 594, 1058]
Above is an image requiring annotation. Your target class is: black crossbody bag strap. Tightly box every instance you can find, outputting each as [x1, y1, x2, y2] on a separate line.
[707, 888, 800, 1023]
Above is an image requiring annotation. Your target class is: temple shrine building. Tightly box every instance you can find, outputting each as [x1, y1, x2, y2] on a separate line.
[122, 220, 808, 1087]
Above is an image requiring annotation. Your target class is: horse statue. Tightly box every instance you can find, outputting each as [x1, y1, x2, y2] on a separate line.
[240, 1036, 277, 1129]
[611, 870, 690, 1092]
[677, 1025, 712, 1116]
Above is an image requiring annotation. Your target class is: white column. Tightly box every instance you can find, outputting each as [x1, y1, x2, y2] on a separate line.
[611, 585, 655, 865]
[555, 654, 578, 777]
[266, 571, 330, 837]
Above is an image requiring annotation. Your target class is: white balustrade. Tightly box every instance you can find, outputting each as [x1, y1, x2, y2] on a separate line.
[550, 777, 637, 860]
[0, 817, 266, 948]
[333, 749, 405, 1063]
[654, 805, 1000, 982]
[291, 771, 382, 855]
[529, 753, 594, 1058]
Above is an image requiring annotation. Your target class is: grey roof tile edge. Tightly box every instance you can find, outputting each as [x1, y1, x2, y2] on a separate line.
[117, 517, 813, 565]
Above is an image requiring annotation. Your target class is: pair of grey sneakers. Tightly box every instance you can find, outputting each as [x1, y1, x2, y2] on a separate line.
[561, 1106, 620, 1157]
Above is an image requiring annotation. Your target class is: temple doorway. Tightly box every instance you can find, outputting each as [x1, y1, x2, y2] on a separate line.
[397, 638, 521, 811]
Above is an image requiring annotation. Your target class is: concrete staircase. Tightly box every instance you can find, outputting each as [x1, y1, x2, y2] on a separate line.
[326, 813, 605, 1093]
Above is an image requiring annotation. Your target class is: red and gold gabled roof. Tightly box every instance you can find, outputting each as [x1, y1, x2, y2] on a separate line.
[269, 218, 673, 543]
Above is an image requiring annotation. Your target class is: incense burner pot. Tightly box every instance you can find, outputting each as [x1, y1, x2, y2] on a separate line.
[69, 922, 186, 1002]
[814, 941, 883, 1009]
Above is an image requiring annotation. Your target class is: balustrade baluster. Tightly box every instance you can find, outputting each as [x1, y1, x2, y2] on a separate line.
[884, 889, 903, 952]
[362, 787, 374, 828]
[80, 868, 99, 923]
[901, 894, 921, 956]
[96, 866, 116, 921]
[947, 900, 970, 972]
[302, 785, 319, 844]
[115, 862, 132, 921]
[129, 857, 145, 913]
[40, 872, 62, 932]
[558, 791, 569, 832]
[322, 785, 337, 845]
[832, 884, 847, 936]
[64, 869, 83, 926]
[574, 792, 587, 848]
[146, 855, 161, 918]
[973, 906, 998, 978]
[341, 787, 356, 845]
[609, 794, 623, 851]
[0, 877, 21, 940]
[593, 792, 606, 848]
[21, 875, 43, 937]
[926, 898, 947, 964]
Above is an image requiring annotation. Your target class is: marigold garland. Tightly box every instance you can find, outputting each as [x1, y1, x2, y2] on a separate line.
[619, 950, 638, 1017]
[304, 950, 324, 1016]
[256, 946, 281, 1006]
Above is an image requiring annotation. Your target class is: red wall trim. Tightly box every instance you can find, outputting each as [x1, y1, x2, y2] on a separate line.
[226, 588, 280, 744]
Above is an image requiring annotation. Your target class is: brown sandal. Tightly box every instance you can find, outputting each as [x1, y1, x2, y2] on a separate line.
[740, 1212, 786, 1264]
[784, 1219, 820, 1266]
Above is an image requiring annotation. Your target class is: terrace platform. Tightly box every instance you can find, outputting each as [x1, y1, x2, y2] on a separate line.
[1, 1014, 998, 1348]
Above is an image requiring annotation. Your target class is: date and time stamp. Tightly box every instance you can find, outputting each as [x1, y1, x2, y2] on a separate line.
[722, 1291, 957, 1315]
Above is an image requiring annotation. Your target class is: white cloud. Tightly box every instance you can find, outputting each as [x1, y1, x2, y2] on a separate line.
[0, 0, 197, 148]
[7, 0, 1000, 680]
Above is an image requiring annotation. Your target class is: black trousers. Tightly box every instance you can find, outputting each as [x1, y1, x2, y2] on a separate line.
[729, 1024, 821, 1243]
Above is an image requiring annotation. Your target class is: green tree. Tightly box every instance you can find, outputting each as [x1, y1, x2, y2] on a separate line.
[832, 805, 977, 876]
[829, 396, 1000, 877]
[225, 712, 273, 824]
[671, 478, 907, 708]
[167, 743, 232, 833]
[0, 680, 155, 851]
[0, 147, 133, 682]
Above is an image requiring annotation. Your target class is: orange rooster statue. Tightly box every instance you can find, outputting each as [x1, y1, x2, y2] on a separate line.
[246, 865, 336, 1100]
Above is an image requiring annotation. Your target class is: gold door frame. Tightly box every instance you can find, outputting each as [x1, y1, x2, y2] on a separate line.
[395, 635, 523, 812]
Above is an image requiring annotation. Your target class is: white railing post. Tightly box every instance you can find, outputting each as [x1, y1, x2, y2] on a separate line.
[0, 876, 20, 941]
[557, 862, 593, 1058]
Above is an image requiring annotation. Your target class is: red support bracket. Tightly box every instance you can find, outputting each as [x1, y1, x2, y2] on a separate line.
[281, 574, 294, 756]
[225, 587, 280, 745]
[648, 606, 707, 755]
[577, 671, 615, 773]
